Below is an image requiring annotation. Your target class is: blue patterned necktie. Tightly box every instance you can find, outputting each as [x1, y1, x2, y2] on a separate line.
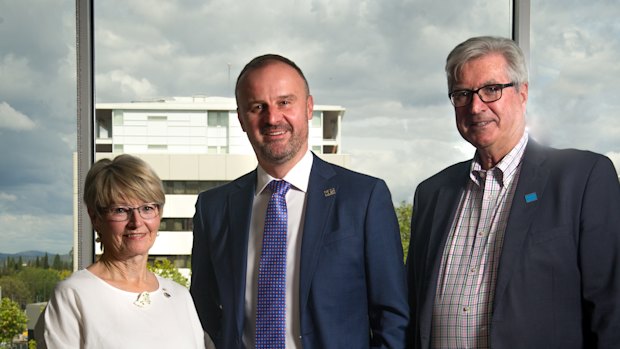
[256, 180, 291, 348]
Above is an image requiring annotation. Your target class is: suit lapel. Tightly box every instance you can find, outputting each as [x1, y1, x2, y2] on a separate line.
[227, 171, 256, 340]
[493, 141, 549, 318]
[419, 163, 469, 343]
[298, 156, 337, 311]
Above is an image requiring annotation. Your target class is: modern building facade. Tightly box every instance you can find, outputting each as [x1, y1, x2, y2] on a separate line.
[92, 96, 348, 276]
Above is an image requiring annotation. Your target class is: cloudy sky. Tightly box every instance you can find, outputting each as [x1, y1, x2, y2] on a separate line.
[1, 0, 618, 254]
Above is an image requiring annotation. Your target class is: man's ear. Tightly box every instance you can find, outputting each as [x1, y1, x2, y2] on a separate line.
[519, 82, 529, 106]
[306, 95, 314, 121]
[237, 108, 247, 132]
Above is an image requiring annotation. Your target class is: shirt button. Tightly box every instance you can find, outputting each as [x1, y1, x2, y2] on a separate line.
[462, 306, 470, 313]
[478, 231, 487, 237]
[469, 267, 477, 274]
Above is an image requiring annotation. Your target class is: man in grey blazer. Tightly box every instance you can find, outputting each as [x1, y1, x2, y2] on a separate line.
[407, 36, 620, 348]
[191, 54, 408, 348]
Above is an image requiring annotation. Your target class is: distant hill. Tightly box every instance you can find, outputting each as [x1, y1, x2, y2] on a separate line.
[0, 251, 72, 264]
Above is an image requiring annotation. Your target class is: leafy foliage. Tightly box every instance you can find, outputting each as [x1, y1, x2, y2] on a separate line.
[395, 201, 413, 262]
[0, 297, 27, 347]
[1, 253, 72, 276]
[41, 254, 49, 269]
[51, 254, 63, 270]
[15, 268, 60, 303]
[57, 269, 72, 281]
[0, 277, 32, 308]
[1, 251, 73, 312]
[148, 259, 189, 288]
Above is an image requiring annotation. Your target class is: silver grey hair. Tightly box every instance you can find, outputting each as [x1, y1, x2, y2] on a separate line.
[445, 36, 529, 92]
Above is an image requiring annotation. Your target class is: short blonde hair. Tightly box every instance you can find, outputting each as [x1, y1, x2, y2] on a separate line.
[83, 154, 165, 216]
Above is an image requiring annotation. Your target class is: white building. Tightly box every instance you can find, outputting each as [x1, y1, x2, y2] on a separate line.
[93, 96, 348, 275]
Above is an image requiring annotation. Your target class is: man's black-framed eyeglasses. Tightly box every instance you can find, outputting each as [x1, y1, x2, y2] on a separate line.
[449, 82, 516, 107]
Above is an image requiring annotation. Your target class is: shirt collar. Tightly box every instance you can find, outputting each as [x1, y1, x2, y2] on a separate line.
[256, 150, 314, 195]
[470, 132, 529, 187]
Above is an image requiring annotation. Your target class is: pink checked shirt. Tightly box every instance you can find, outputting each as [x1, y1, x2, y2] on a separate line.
[432, 134, 528, 349]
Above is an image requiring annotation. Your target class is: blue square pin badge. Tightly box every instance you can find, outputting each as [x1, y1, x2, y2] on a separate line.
[525, 192, 538, 203]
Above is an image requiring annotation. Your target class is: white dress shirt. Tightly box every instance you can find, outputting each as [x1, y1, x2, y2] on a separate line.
[243, 150, 313, 349]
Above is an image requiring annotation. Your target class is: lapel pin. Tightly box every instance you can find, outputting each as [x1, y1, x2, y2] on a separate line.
[525, 192, 538, 203]
[323, 188, 336, 197]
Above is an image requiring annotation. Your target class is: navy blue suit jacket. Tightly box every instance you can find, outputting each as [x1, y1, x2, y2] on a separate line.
[191, 154, 409, 348]
[407, 140, 620, 348]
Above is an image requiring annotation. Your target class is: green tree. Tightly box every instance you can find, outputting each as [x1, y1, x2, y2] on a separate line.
[0, 276, 33, 308]
[17, 268, 60, 303]
[0, 297, 27, 347]
[42, 254, 49, 269]
[17, 257, 23, 271]
[395, 201, 413, 262]
[67, 247, 74, 271]
[51, 254, 62, 271]
[57, 269, 72, 281]
[6, 257, 15, 271]
[148, 259, 189, 288]
[1, 257, 16, 276]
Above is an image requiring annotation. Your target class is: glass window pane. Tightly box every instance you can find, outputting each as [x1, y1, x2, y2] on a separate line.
[312, 112, 322, 128]
[93, 1, 512, 272]
[0, 2, 77, 259]
[530, 1, 620, 172]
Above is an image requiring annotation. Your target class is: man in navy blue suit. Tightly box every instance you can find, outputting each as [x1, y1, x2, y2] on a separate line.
[191, 54, 408, 348]
[407, 36, 620, 348]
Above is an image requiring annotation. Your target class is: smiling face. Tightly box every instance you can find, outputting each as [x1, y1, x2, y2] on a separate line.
[236, 60, 313, 177]
[91, 200, 160, 261]
[454, 53, 528, 168]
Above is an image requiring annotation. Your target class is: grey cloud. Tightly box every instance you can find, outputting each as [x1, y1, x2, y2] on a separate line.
[0, 102, 36, 130]
[0, 213, 73, 254]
